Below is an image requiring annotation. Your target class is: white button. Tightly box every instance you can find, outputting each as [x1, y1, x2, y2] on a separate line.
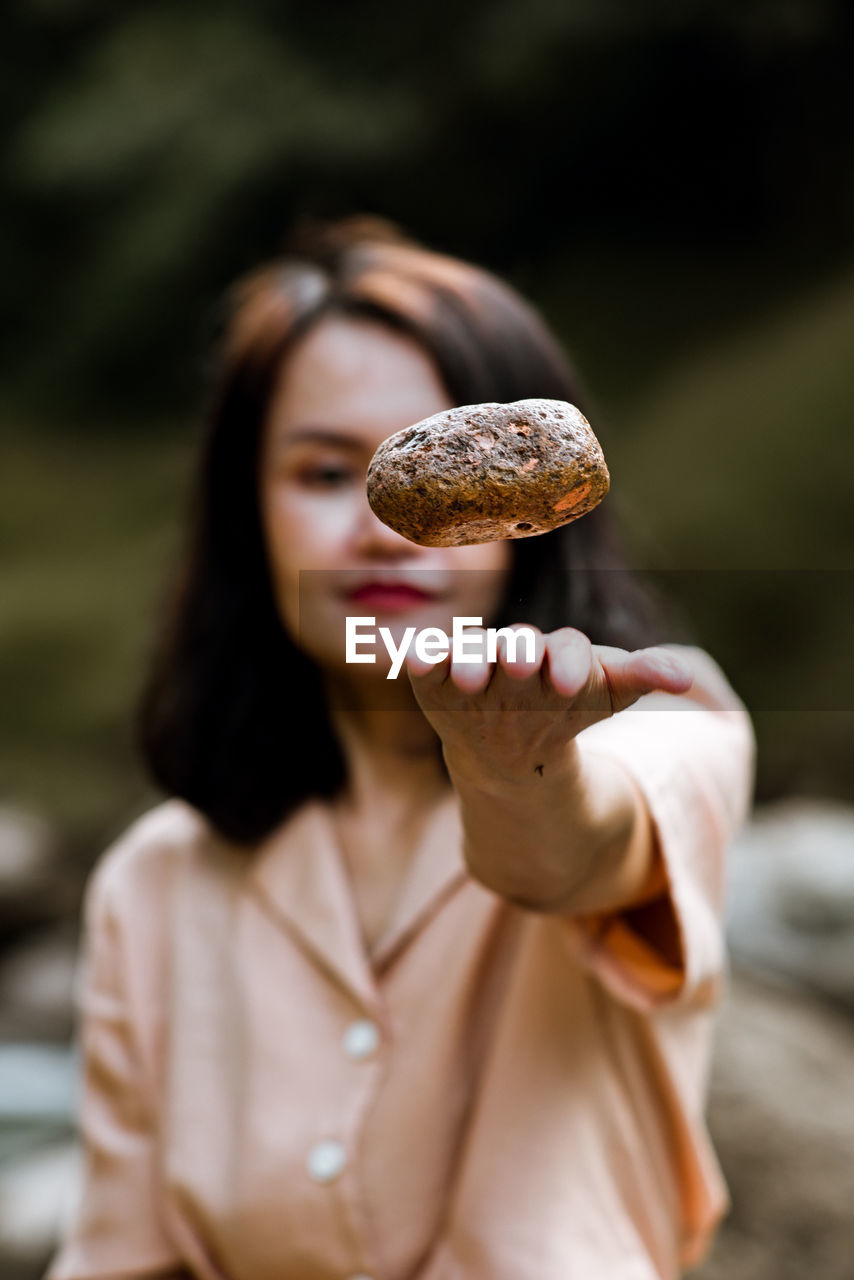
[306, 1138, 347, 1182]
[342, 1018, 380, 1060]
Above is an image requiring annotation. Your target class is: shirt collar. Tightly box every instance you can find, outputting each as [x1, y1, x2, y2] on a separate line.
[245, 791, 468, 1014]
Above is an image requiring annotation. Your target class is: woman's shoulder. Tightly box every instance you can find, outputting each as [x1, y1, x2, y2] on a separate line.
[84, 798, 222, 924]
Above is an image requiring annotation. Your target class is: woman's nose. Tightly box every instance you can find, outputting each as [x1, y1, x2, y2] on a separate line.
[352, 494, 421, 559]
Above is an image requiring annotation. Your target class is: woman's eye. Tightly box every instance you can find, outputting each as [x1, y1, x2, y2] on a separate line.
[298, 463, 356, 487]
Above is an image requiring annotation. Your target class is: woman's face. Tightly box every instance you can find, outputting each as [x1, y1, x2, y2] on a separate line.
[258, 315, 512, 680]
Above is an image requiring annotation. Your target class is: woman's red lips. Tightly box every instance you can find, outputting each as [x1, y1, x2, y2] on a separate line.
[346, 583, 438, 609]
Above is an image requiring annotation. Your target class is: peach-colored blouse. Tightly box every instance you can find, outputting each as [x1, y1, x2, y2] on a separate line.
[47, 647, 754, 1280]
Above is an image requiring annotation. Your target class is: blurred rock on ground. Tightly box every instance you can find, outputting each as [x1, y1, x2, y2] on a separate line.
[725, 798, 854, 1013]
[695, 970, 854, 1280]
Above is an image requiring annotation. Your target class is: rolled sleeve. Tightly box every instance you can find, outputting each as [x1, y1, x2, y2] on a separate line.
[563, 646, 756, 1014]
[45, 854, 184, 1280]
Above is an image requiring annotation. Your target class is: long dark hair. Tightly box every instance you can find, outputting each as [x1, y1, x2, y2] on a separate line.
[138, 216, 672, 845]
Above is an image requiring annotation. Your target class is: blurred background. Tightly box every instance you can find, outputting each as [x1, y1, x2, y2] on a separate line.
[1, 1, 853, 1276]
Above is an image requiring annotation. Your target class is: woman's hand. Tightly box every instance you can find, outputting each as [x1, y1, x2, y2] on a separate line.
[405, 624, 694, 913]
[405, 624, 694, 791]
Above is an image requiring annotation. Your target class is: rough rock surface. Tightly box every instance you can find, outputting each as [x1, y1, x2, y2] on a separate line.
[366, 398, 609, 546]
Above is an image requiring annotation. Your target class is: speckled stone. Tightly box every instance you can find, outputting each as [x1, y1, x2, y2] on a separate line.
[366, 398, 610, 546]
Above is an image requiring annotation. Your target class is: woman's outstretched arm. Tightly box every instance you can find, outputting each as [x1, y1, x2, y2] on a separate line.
[407, 631, 754, 1009]
[405, 625, 700, 913]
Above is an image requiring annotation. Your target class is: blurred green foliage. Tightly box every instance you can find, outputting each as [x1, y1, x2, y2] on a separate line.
[0, 423, 192, 854]
[1, 0, 853, 851]
[3, 0, 853, 415]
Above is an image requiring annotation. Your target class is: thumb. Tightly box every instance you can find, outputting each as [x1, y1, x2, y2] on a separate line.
[599, 646, 694, 714]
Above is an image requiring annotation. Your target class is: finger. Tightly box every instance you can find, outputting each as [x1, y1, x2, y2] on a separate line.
[404, 641, 450, 685]
[495, 623, 545, 681]
[600, 646, 694, 713]
[449, 625, 494, 694]
[544, 628, 593, 698]
[630, 646, 695, 693]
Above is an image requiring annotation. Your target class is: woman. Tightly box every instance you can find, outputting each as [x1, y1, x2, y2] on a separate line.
[48, 217, 754, 1280]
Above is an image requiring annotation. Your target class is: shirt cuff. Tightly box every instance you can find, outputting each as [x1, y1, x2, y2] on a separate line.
[560, 708, 741, 1014]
